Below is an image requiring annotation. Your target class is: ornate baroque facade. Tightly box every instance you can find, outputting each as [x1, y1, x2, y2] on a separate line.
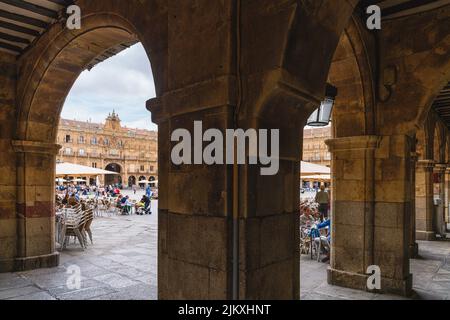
[56, 111, 158, 187]
[303, 126, 332, 167]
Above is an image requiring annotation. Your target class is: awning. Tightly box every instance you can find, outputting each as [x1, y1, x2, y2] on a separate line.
[300, 161, 330, 175]
[56, 163, 119, 176]
[301, 174, 331, 181]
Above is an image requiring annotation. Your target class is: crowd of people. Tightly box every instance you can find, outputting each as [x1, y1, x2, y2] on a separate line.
[299, 185, 331, 263]
[56, 183, 156, 216]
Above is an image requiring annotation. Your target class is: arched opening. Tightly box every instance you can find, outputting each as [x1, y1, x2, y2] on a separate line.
[300, 14, 379, 298]
[105, 163, 123, 187]
[128, 176, 137, 188]
[138, 176, 147, 188]
[13, 4, 165, 300]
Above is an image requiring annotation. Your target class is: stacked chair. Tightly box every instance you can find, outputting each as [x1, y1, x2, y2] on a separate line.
[57, 204, 95, 251]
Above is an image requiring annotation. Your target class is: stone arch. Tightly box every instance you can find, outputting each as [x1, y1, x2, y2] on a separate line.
[15, 0, 167, 143]
[378, 6, 450, 136]
[128, 176, 137, 187]
[434, 118, 447, 163]
[328, 15, 377, 138]
[446, 134, 450, 163]
[416, 126, 426, 160]
[239, 0, 358, 127]
[105, 163, 122, 186]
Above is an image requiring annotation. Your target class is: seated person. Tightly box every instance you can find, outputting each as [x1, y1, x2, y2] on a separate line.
[313, 218, 331, 263]
[68, 193, 78, 206]
[300, 207, 315, 227]
[62, 193, 69, 205]
[120, 196, 132, 215]
[135, 195, 147, 211]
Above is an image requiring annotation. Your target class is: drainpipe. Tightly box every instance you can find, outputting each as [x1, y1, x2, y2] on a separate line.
[232, 0, 242, 300]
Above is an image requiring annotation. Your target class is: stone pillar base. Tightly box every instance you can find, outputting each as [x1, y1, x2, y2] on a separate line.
[409, 242, 419, 258]
[327, 267, 413, 297]
[416, 230, 436, 241]
[0, 252, 59, 273]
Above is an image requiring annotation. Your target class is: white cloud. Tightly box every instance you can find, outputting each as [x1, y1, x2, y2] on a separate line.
[61, 43, 157, 130]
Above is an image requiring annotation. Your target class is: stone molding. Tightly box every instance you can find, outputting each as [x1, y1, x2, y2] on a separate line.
[434, 163, 447, 173]
[147, 75, 237, 124]
[12, 140, 61, 155]
[325, 135, 381, 152]
[416, 159, 435, 170]
[410, 152, 419, 162]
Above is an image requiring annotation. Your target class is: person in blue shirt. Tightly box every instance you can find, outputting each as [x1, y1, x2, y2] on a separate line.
[145, 185, 153, 198]
[313, 218, 331, 263]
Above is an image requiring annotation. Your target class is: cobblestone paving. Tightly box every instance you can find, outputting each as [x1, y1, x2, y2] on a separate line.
[301, 239, 450, 300]
[0, 201, 158, 300]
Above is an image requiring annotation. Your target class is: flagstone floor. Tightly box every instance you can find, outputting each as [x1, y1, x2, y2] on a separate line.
[1, 197, 450, 300]
[0, 201, 158, 300]
[300, 239, 450, 300]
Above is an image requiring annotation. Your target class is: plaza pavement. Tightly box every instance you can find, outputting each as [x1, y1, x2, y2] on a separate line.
[1, 188, 450, 300]
[0, 192, 158, 300]
[301, 240, 450, 300]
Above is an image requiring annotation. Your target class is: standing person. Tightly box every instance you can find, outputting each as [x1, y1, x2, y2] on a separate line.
[315, 184, 329, 221]
[146, 184, 151, 198]
[133, 185, 137, 195]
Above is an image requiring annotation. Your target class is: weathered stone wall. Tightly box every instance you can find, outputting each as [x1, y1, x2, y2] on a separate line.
[0, 52, 17, 271]
[378, 5, 450, 136]
[1, 0, 448, 300]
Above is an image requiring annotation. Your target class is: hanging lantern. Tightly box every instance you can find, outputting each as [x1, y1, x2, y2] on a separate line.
[306, 84, 338, 127]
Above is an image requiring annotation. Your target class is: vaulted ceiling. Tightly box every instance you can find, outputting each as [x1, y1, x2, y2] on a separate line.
[0, 0, 135, 69]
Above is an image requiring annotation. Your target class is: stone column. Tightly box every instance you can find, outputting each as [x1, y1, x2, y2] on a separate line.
[0, 53, 17, 272]
[373, 135, 412, 296]
[434, 163, 446, 236]
[409, 152, 419, 257]
[326, 136, 379, 292]
[415, 160, 436, 240]
[12, 140, 61, 271]
[445, 167, 450, 226]
[326, 135, 413, 296]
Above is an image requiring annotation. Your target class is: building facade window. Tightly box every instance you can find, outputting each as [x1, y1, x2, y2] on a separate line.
[92, 162, 97, 168]
[64, 148, 72, 155]
[91, 137, 97, 145]
[65, 135, 71, 143]
[140, 165, 145, 171]
[79, 149, 85, 156]
[79, 136, 85, 144]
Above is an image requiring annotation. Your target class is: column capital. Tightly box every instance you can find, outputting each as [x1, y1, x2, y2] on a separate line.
[434, 163, 447, 173]
[325, 135, 380, 152]
[12, 140, 61, 155]
[416, 159, 435, 170]
[410, 152, 419, 162]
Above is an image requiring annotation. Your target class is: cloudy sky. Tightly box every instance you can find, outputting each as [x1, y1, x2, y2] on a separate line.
[62, 43, 158, 130]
